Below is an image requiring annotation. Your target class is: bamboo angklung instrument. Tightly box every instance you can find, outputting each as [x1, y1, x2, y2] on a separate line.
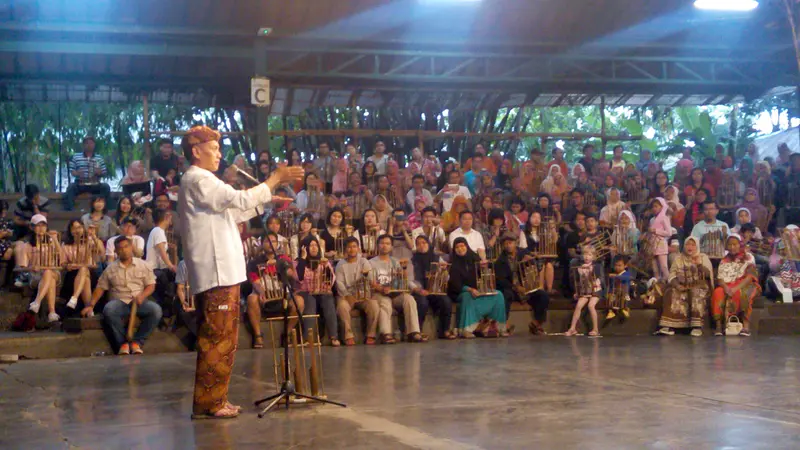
[33, 234, 62, 270]
[585, 231, 612, 260]
[307, 184, 326, 218]
[700, 226, 727, 259]
[361, 227, 380, 257]
[516, 259, 541, 294]
[425, 262, 450, 295]
[475, 261, 497, 296]
[309, 260, 334, 294]
[388, 259, 411, 293]
[259, 262, 285, 301]
[607, 272, 628, 310]
[572, 265, 597, 297]
[534, 221, 559, 258]
[757, 178, 775, 209]
[716, 175, 737, 209]
[355, 269, 372, 301]
[277, 210, 298, 240]
[624, 184, 648, 205]
[780, 228, 800, 261]
[612, 225, 636, 256]
[332, 226, 353, 260]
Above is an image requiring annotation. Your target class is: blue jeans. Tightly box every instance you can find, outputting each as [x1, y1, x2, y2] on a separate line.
[63, 182, 111, 211]
[103, 299, 163, 347]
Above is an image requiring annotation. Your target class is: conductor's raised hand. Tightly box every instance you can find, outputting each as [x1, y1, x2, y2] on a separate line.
[266, 165, 305, 191]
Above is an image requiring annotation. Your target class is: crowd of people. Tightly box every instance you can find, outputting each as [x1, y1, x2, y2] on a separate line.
[3, 135, 800, 354]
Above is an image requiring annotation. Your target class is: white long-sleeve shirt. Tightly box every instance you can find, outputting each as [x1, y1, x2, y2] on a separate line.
[178, 165, 272, 295]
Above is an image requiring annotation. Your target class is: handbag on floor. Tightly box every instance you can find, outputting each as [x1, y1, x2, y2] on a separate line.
[725, 315, 743, 336]
[11, 311, 36, 332]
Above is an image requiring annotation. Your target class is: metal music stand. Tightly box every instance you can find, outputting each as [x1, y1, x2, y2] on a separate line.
[253, 230, 346, 417]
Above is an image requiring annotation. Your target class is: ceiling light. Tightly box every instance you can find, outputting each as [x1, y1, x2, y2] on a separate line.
[694, 0, 758, 11]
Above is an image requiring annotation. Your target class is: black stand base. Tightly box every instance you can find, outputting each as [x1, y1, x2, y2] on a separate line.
[254, 380, 347, 418]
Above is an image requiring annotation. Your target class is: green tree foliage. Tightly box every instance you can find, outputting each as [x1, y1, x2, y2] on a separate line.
[0, 99, 791, 193]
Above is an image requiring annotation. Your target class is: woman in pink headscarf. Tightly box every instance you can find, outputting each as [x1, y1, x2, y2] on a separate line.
[121, 160, 148, 185]
[331, 158, 349, 195]
[648, 197, 673, 280]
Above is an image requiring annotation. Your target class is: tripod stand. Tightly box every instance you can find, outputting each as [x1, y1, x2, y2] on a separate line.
[253, 234, 346, 417]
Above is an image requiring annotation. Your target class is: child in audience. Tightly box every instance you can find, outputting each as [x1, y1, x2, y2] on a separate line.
[606, 255, 632, 319]
[566, 245, 604, 337]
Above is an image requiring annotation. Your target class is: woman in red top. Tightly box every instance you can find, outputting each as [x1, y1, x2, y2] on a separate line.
[684, 168, 716, 202]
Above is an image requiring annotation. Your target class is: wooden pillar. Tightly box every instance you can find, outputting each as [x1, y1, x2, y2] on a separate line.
[600, 96, 607, 159]
[254, 38, 270, 154]
[143, 94, 151, 174]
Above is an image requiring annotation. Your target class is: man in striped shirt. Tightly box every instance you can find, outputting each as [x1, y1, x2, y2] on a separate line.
[63, 136, 111, 211]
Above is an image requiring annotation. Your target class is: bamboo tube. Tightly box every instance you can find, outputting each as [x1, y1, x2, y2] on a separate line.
[126, 301, 138, 343]
[290, 329, 305, 394]
[307, 328, 320, 396]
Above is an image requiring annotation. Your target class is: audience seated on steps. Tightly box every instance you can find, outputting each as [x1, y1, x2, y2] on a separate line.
[5, 138, 792, 344]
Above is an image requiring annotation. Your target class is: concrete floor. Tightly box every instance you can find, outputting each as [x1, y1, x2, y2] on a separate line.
[2, 337, 800, 450]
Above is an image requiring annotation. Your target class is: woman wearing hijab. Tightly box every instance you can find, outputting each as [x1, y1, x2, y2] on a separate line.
[731, 207, 764, 240]
[664, 185, 686, 230]
[295, 235, 340, 346]
[570, 163, 586, 185]
[540, 165, 570, 205]
[121, 160, 149, 185]
[441, 195, 469, 233]
[447, 237, 508, 338]
[495, 159, 514, 192]
[656, 236, 714, 336]
[735, 188, 770, 232]
[412, 235, 456, 339]
[711, 234, 761, 336]
[599, 188, 626, 228]
[648, 197, 673, 280]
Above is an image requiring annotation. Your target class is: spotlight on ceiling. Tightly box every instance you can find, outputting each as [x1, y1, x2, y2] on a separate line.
[694, 0, 758, 11]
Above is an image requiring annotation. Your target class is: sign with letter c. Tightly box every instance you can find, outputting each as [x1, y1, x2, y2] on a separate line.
[251, 77, 271, 106]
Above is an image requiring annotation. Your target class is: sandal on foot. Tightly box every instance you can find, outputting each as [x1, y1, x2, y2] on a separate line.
[192, 406, 240, 420]
[226, 402, 243, 413]
[408, 332, 428, 343]
[344, 338, 356, 346]
[461, 331, 475, 339]
[330, 339, 341, 347]
[380, 334, 396, 344]
[365, 337, 376, 345]
[588, 330, 601, 338]
[739, 329, 751, 337]
[564, 329, 578, 337]
[442, 330, 457, 340]
[252, 334, 264, 349]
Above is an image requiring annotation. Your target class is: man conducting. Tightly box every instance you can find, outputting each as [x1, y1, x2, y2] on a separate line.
[178, 126, 303, 420]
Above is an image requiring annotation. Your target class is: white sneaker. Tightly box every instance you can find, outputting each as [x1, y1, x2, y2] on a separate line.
[657, 327, 674, 336]
[47, 312, 60, 323]
[690, 328, 703, 337]
[28, 301, 41, 314]
[66, 297, 78, 309]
